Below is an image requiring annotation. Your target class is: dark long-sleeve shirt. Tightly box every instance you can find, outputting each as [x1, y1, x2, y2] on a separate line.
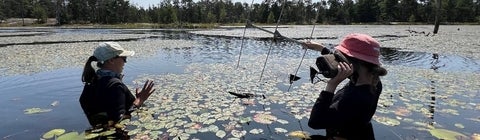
[80, 70, 135, 126]
[308, 82, 382, 140]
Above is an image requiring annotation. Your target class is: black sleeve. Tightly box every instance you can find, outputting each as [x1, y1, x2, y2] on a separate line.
[308, 88, 371, 129]
[321, 47, 332, 55]
[308, 90, 336, 129]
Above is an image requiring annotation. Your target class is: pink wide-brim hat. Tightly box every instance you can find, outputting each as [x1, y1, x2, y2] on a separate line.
[335, 33, 381, 65]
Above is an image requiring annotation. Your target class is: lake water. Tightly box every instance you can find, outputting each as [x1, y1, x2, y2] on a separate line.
[0, 26, 479, 140]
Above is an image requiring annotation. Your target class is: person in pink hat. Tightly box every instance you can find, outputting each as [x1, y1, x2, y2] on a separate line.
[79, 42, 156, 129]
[303, 33, 387, 140]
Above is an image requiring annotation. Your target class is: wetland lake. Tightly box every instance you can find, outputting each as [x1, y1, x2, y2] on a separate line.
[0, 25, 479, 139]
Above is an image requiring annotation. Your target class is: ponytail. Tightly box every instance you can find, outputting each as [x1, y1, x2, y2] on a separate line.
[82, 56, 98, 84]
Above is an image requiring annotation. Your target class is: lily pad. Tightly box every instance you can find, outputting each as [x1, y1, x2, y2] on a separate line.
[231, 130, 246, 138]
[249, 128, 264, 134]
[373, 115, 400, 126]
[287, 131, 311, 139]
[454, 123, 464, 129]
[274, 128, 288, 133]
[24, 107, 52, 114]
[57, 132, 82, 140]
[216, 130, 226, 138]
[42, 129, 65, 139]
[239, 117, 252, 124]
[253, 113, 277, 124]
[429, 129, 468, 140]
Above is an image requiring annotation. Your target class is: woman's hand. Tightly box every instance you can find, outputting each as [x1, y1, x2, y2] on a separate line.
[134, 80, 156, 107]
[324, 62, 353, 93]
[302, 41, 324, 51]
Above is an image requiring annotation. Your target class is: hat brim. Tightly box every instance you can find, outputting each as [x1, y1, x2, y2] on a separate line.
[118, 50, 135, 57]
[336, 46, 381, 66]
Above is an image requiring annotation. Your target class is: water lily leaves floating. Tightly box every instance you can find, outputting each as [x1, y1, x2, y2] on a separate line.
[24, 107, 52, 114]
[253, 113, 277, 124]
[287, 131, 311, 139]
[231, 130, 247, 138]
[239, 116, 252, 124]
[249, 128, 264, 134]
[277, 119, 289, 124]
[275, 128, 288, 133]
[373, 115, 400, 126]
[56, 132, 82, 140]
[394, 107, 412, 117]
[216, 130, 226, 138]
[84, 132, 100, 139]
[454, 123, 464, 129]
[42, 129, 65, 139]
[428, 129, 468, 140]
[203, 119, 216, 125]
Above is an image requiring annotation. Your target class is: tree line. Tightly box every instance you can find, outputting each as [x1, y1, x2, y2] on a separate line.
[1, 0, 479, 25]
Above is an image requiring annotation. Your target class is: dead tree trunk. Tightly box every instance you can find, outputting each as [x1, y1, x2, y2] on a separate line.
[433, 0, 441, 34]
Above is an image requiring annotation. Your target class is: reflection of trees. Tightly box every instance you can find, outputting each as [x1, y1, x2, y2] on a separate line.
[427, 53, 440, 126]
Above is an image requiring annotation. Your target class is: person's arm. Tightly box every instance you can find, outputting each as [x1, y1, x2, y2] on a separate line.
[308, 90, 336, 129]
[302, 41, 332, 55]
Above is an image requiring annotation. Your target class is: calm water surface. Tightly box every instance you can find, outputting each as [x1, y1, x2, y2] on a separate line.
[0, 28, 479, 139]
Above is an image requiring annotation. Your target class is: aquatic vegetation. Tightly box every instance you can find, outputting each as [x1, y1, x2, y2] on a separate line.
[2, 26, 479, 139]
[42, 129, 65, 139]
[428, 129, 468, 140]
[24, 107, 52, 114]
[287, 131, 311, 139]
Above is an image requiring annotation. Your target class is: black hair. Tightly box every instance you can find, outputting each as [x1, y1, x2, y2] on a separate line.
[345, 55, 387, 93]
[81, 56, 102, 84]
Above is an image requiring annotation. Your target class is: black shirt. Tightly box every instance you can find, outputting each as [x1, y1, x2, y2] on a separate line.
[308, 82, 382, 140]
[80, 76, 135, 126]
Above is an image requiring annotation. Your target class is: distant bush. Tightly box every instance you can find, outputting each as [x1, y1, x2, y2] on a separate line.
[33, 4, 47, 24]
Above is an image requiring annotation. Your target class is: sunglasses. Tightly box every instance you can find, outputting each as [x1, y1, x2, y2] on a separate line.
[116, 56, 127, 63]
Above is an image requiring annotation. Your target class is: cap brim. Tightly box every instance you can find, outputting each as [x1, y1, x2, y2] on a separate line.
[118, 50, 135, 57]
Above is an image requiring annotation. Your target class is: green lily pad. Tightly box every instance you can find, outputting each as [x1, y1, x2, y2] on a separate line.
[42, 129, 65, 139]
[429, 129, 468, 140]
[287, 131, 311, 139]
[84, 132, 100, 139]
[24, 107, 52, 114]
[215, 130, 226, 138]
[57, 132, 82, 140]
[239, 117, 252, 124]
